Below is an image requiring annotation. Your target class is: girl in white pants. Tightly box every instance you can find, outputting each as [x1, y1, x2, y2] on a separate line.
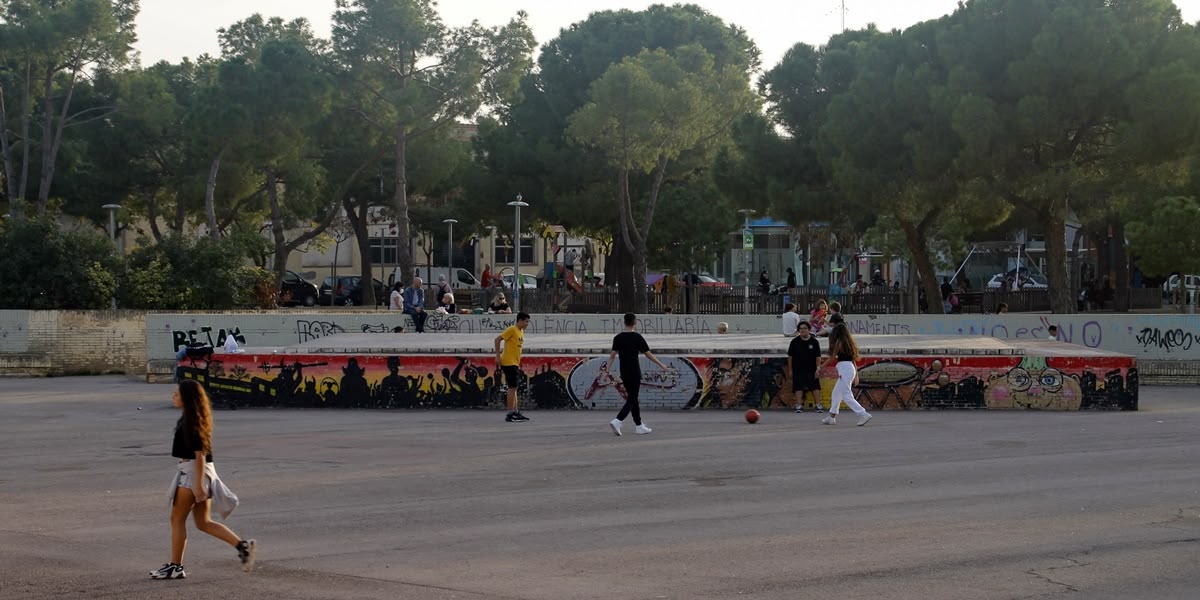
[819, 323, 873, 426]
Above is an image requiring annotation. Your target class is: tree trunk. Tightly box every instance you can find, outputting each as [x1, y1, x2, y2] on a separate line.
[631, 240, 649, 314]
[1111, 220, 1130, 313]
[34, 66, 56, 215]
[205, 147, 226, 239]
[14, 59, 34, 218]
[610, 240, 635, 312]
[0, 85, 16, 203]
[267, 171, 288, 282]
[144, 188, 163, 243]
[1044, 199, 1074, 314]
[37, 60, 79, 214]
[899, 219, 945, 315]
[174, 193, 186, 234]
[392, 122, 414, 284]
[344, 195, 375, 307]
[1069, 226, 1084, 305]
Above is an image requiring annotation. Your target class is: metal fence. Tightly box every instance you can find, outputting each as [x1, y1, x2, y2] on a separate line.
[442, 285, 1161, 315]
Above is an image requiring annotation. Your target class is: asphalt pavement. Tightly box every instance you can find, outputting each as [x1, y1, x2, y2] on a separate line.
[1, 376, 1197, 599]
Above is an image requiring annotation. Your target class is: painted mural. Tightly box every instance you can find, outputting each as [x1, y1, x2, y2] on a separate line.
[178, 351, 1137, 411]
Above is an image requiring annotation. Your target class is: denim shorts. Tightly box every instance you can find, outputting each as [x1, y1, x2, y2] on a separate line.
[175, 466, 211, 494]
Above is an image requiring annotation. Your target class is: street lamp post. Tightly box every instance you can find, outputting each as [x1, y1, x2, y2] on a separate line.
[442, 218, 458, 275]
[738, 208, 756, 315]
[102, 204, 122, 309]
[507, 194, 529, 310]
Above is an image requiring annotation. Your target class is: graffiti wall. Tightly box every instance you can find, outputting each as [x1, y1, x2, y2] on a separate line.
[179, 351, 1136, 411]
[147, 312, 1198, 364]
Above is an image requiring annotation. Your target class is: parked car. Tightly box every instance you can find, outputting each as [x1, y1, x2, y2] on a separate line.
[319, 276, 387, 306]
[688, 274, 732, 288]
[391, 267, 480, 289]
[502, 273, 539, 289]
[986, 269, 1048, 289]
[279, 270, 318, 307]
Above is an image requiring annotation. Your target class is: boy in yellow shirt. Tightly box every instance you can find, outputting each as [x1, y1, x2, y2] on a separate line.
[494, 312, 532, 422]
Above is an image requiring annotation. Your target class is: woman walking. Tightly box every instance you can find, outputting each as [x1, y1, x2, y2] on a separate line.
[150, 380, 255, 579]
[819, 323, 873, 426]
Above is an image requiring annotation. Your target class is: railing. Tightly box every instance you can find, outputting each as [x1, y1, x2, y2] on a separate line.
[438, 285, 1163, 315]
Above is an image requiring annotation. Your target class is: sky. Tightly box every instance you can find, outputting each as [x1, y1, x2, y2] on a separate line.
[137, 0, 1200, 72]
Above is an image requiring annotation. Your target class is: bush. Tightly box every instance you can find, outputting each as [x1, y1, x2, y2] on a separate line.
[0, 218, 122, 309]
[118, 234, 261, 310]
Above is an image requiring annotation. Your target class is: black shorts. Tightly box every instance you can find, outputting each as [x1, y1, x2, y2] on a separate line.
[502, 365, 521, 388]
[792, 370, 821, 392]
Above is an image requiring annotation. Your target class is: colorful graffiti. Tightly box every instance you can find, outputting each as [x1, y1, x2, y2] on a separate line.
[178, 351, 1136, 411]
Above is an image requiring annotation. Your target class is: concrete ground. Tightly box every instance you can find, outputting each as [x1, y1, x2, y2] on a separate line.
[1, 377, 1197, 600]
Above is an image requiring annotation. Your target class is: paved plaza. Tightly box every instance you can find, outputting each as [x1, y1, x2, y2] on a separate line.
[1, 376, 1198, 599]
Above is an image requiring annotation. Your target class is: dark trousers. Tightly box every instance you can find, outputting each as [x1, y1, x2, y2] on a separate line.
[406, 309, 427, 333]
[616, 376, 642, 425]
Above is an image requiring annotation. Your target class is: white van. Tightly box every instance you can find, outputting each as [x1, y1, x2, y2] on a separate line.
[391, 267, 480, 289]
[1163, 273, 1199, 304]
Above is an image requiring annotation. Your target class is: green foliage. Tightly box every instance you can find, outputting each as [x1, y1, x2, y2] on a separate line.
[1127, 196, 1200, 278]
[0, 0, 140, 217]
[468, 4, 760, 271]
[0, 218, 122, 309]
[332, 0, 537, 282]
[117, 234, 259, 310]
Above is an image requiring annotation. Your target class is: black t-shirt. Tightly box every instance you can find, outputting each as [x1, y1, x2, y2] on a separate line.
[172, 417, 212, 462]
[788, 336, 821, 377]
[612, 331, 650, 379]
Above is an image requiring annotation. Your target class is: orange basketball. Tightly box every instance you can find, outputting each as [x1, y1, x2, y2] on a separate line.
[745, 409, 760, 424]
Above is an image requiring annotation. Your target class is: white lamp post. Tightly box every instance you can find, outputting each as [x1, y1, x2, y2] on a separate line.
[507, 194, 528, 310]
[738, 208, 756, 315]
[102, 204, 122, 309]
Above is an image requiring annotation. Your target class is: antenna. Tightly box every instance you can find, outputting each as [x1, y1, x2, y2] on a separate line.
[827, 1, 848, 33]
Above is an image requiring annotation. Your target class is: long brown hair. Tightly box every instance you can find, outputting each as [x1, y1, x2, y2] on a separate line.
[178, 380, 213, 454]
[827, 323, 860, 361]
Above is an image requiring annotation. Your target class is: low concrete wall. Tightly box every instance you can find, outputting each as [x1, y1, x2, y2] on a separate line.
[1, 309, 1197, 382]
[0, 310, 146, 376]
[146, 310, 1200, 360]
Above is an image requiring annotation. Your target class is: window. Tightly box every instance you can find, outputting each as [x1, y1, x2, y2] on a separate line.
[496, 236, 534, 265]
[369, 237, 399, 265]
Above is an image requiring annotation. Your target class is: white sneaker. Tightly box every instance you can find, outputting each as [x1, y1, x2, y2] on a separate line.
[635, 424, 653, 435]
[609, 418, 623, 436]
[856, 413, 873, 427]
[821, 415, 836, 425]
[816, 404, 825, 413]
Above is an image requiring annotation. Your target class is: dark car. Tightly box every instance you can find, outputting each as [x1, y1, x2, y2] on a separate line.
[280, 270, 319, 307]
[319, 276, 387, 306]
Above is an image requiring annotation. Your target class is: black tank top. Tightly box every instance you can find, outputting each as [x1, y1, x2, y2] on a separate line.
[837, 352, 854, 362]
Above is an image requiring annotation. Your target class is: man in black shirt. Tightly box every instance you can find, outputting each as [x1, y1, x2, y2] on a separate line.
[787, 321, 825, 413]
[604, 313, 670, 436]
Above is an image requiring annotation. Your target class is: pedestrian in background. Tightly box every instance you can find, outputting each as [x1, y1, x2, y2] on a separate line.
[819, 323, 872, 426]
[606, 313, 670, 436]
[495, 312, 532, 422]
[788, 321, 824, 413]
[403, 277, 428, 333]
[150, 380, 255, 580]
